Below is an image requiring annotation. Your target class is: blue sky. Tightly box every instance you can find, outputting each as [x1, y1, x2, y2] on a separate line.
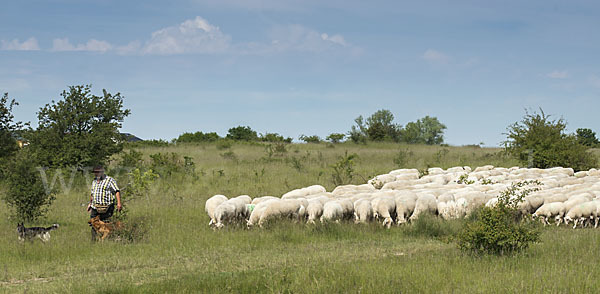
[2, 0, 600, 146]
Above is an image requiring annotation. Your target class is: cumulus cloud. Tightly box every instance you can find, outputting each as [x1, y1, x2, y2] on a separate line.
[52, 38, 113, 52]
[0, 37, 40, 51]
[142, 16, 231, 55]
[422, 49, 449, 64]
[546, 70, 568, 79]
[267, 25, 349, 53]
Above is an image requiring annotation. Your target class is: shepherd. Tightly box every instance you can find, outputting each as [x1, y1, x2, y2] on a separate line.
[87, 165, 122, 241]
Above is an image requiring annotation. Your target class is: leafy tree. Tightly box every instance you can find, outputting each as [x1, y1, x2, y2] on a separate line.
[299, 134, 321, 143]
[2, 150, 57, 222]
[504, 109, 597, 171]
[226, 126, 258, 141]
[26, 85, 130, 167]
[176, 131, 221, 143]
[259, 132, 292, 143]
[365, 109, 402, 141]
[326, 133, 345, 143]
[576, 128, 599, 147]
[348, 116, 368, 144]
[402, 116, 447, 145]
[0, 93, 24, 163]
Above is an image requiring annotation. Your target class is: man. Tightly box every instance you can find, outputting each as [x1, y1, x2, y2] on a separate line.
[87, 165, 122, 241]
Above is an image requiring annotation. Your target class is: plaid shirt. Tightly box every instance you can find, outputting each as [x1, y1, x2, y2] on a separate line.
[91, 176, 120, 207]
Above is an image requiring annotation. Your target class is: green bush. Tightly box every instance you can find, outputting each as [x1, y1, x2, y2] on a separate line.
[330, 151, 358, 186]
[216, 139, 233, 150]
[457, 181, 541, 255]
[405, 214, 462, 239]
[259, 132, 292, 143]
[326, 133, 345, 143]
[119, 149, 144, 168]
[0, 93, 23, 168]
[226, 126, 258, 141]
[176, 131, 221, 143]
[2, 151, 56, 222]
[576, 128, 599, 147]
[299, 134, 322, 143]
[504, 109, 597, 171]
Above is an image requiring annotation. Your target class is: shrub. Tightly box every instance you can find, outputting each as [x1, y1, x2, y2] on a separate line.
[259, 132, 292, 143]
[149, 152, 182, 176]
[299, 134, 322, 143]
[326, 133, 345, 143]
[176, 131, 221, 143]
[220, 151, 238, 161]
[393, 149, 412, 167]
[331, 151, 358, 186]
[119, 149, 144, 169]
[226, 126, 258, 141]
[504, 109, 597, 171]
[0, 93, 24, 166]
[457, 181, 542, 255]
[402, 116, 447, 145]
[216, 140, 233, 150]
[2, 151, 57, 222]
[576, 128, 599, 147]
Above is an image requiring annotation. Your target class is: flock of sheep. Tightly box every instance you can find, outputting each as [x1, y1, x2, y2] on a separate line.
[205, 165, 600, 229]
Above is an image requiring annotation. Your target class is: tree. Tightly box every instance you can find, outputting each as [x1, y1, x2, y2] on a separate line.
[365, 109, 402, 141]
[2, 150, 57, 222]
[348, 116, 368, 144]
[176, 131, 221, 143]
[402, 116, 447, 145]
[0, 93, 24, 163]
[326, 133, 345, 144]
[576, 128, 599, 147]
[299, 134, 321, 143]
[504, 109, 597, 171]
[27, 85, 130, 167]
[226, 126, 258, 141]
[259, 132, 292, 143]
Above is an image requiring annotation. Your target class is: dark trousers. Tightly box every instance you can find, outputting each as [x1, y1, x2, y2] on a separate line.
[90, 204, 114, 241]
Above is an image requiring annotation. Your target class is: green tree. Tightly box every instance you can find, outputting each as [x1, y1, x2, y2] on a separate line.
[226, 126, 258, 141]
[504, 109, 597, 171]
[259, 132, 292, 143]
[27, 85, 130, 167]
[326, 133, 345, 143]
[2, 150, 57, 222]
[176, 131, 221, 143]
[348, 116, 368, 144]
[0, 93, 24, 163]
[299, 134, 321, 143]
[402, 116, 447, 145]
[365, 109, 402, 141]
[576, 128, 599, 147]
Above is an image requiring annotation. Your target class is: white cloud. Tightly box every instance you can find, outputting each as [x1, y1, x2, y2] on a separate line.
[0, 37, 40, 51]
[422, 49, 449, 64]
[52, 38, 113, 52]
[546, 70, 568, 79]
[116, 41, 142, 55]
[142, 16, 231, 55]
[267, 25, 350, 53]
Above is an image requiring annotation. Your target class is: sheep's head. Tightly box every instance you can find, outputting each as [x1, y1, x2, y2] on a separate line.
[564, 216, 572, 225]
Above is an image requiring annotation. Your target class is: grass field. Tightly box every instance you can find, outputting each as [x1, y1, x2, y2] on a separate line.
[1, 142, 599, 293]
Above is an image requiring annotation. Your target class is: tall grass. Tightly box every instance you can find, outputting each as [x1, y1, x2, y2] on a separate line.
[2, 143, 599, 293]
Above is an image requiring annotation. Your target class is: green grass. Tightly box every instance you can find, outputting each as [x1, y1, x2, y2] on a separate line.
[1, 142, 599, 293]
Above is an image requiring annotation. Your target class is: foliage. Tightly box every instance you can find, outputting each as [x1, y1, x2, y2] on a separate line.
[402, 116, 447, 145]
[576, 128, 599, 147]
[456, 174, 474, 185]
[326, 133, 345, 143]
[330, 151, 358, 186]
[26, 85, 130, 168]
[259, 132, 292, 143]
[125, 139, 170, 148]
[2, 151, 57, 222]
[0, 93, 24, 166]
[149, 152, 183, 177]
[264, 142, 287, 159]
[176, 131, 221, 143]
[457, 181, 542, 255]
[220, 151, 238, 161]
[393, 149, 412, 167]
[299, 134, 322, 143]
[350, 110, 402, 142]
[226, 126, 258, 141]
[122, 168, 159, 201]
[216, 139, 233, 150]
[119, 149, 144, 168]
[504, 109, 597, 171]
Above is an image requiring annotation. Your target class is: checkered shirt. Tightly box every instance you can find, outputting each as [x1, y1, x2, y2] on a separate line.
[91, 176, 120, 207]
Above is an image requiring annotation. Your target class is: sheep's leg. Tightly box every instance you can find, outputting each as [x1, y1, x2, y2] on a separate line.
[595, 217, 599, 229]
[573, 219, 578, 229]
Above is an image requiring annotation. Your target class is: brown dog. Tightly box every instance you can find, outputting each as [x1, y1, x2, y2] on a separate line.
[88, 216, 123, 241]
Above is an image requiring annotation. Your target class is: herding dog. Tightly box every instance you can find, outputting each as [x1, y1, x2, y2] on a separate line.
[88, 216, 122, 241]
[17, 223, 59, 243]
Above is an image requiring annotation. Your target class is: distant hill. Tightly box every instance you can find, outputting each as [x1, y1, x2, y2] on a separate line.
[121, 133, 144, 142]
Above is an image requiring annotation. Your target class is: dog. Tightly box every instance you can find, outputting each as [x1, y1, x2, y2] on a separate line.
[88, 216, 123, 241]
[17, 223, 59, 243]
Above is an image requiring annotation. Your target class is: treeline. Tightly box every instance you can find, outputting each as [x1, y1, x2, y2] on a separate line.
[170, 109, 448, 145]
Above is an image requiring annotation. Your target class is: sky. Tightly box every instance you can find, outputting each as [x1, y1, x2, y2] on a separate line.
[1, 0, 600, 146]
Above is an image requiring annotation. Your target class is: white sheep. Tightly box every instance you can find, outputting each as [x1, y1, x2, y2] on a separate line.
[213, 202, 236, 229]
[564, 202, 597, 229]
[306, 199, 324, 224]
[258, 199, 305, 228]
[353, 199, 373, 224]
[321, 201, 344, 223]
[409, 194, 438, 222]
[532, 202, 566, 226]
[395, 196, 416, 224]
[247, 199, 280, 228]
[251, 196, 279, 205]
[205, 194, 228, 226]
[373, 197, 396, 228]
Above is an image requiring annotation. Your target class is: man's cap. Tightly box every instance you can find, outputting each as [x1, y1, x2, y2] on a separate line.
[92, 165, 105, 173]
